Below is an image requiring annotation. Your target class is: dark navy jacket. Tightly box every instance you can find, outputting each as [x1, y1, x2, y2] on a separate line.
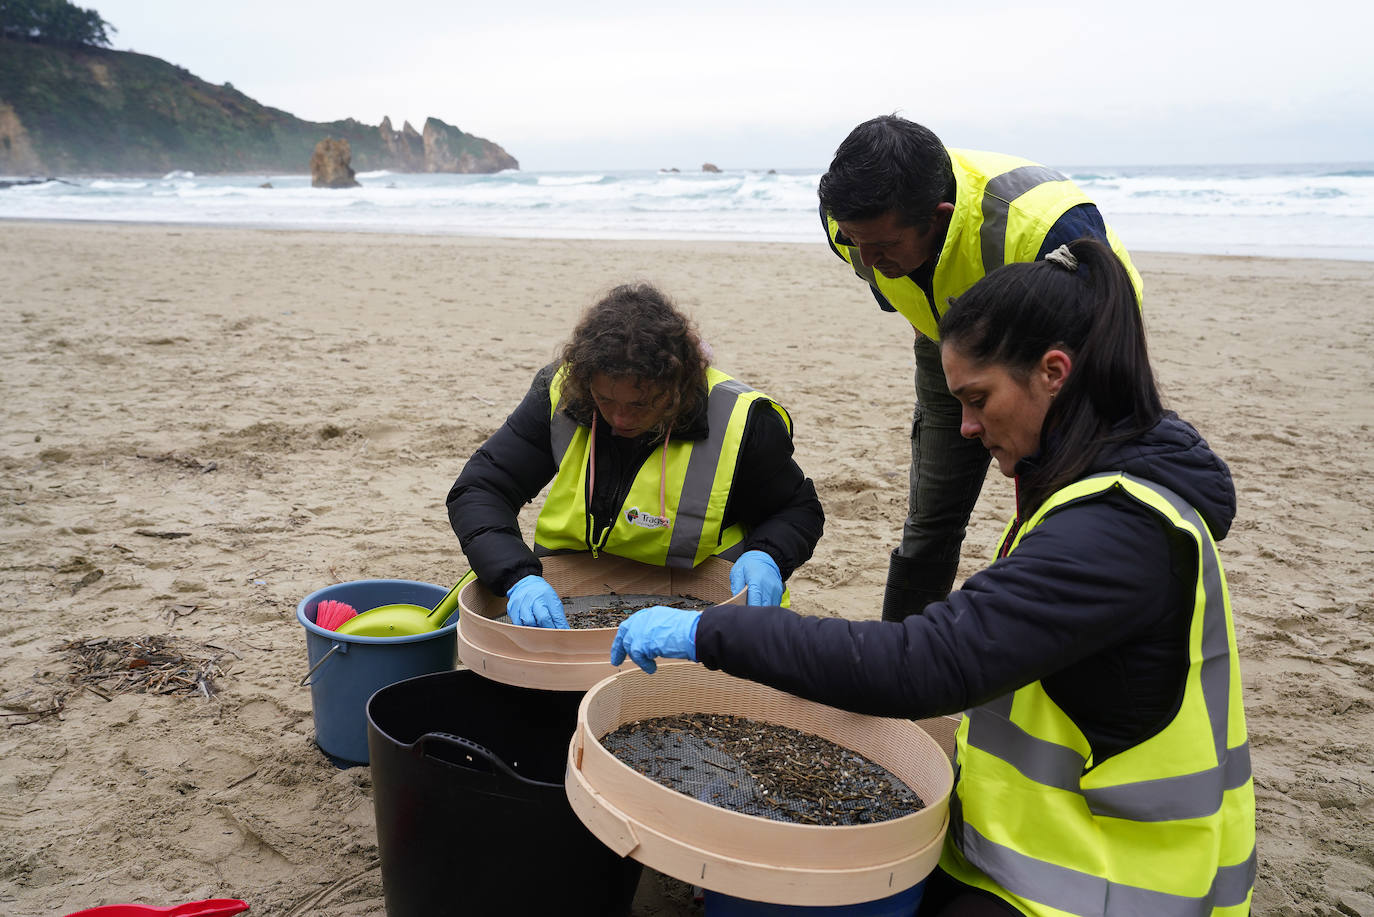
[696, 414, 1235, 762]
[447, 363, 825, 597]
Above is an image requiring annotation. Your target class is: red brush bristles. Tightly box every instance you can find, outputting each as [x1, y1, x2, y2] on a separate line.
[315, 599, 358, 631]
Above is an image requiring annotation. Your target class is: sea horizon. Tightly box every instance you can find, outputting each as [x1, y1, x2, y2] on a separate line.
[4, 160, 1372, 261]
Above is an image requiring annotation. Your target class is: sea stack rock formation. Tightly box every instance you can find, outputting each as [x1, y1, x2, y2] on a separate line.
[311, 137, 360, 188]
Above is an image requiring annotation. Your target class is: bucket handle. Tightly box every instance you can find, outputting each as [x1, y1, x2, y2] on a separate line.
[299, 641, 346, 687]
[416, 732, 534, 789]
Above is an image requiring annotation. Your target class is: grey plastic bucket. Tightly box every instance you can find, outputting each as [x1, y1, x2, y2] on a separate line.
[296, 579, 457, 765]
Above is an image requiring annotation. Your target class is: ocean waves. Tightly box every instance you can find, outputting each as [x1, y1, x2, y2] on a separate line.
[1073, 166, 1372, 218]
[2, 163, 1372, 260]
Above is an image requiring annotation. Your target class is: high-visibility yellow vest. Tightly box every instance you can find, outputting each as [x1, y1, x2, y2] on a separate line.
[824, 149, 1143, 340]
[938, 472, 1255, 916]
[535, 365, 793, 576]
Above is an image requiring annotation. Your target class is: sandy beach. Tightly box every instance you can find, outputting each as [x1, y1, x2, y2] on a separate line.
[2, 221, 1372, 917]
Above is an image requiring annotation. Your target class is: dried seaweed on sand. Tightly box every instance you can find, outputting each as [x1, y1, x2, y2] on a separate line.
[57, 635, 229, 699]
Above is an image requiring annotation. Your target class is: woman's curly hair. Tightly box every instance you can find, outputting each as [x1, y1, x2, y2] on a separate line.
[557, 283, 709, 435]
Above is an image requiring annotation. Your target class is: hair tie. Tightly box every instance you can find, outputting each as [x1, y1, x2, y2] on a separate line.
[1044, 244, 1079, 272]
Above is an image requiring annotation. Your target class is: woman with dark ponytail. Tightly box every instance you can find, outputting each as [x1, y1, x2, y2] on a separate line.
[614, 239, 1255, 916]
[938, 237, 1163, 515]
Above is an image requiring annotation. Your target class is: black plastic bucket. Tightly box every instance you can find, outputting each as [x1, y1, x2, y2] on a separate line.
[366, 669, 643, 917]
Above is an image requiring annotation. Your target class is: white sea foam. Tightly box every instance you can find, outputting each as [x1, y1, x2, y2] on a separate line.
[3, 164, 1371, 260]
[1, 179, 64, 192]
[89, 179, 149, 190]
[537, 174, 606, 186]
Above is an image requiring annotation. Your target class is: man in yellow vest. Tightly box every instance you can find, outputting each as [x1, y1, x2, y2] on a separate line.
[819, 115, 1141, 622]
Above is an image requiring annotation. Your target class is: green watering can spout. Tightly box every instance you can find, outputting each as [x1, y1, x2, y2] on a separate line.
[334, 577, 466, 637]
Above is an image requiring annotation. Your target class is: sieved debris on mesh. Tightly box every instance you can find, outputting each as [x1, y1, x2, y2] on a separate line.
[601, 712, 924, 826]
[564, 592, 714, 629]
[497, 592, 713, 629]
[58, 635, 228, 699]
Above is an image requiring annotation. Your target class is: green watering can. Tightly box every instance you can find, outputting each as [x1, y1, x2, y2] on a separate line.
[334, 577, 465, 637]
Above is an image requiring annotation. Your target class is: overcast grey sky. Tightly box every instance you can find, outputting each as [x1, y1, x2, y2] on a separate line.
[88, 0, 1372, 171]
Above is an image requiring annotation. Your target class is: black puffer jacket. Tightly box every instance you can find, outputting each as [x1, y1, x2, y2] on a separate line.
[447, 363, 825, 597]
[696, 413, 1234, 762]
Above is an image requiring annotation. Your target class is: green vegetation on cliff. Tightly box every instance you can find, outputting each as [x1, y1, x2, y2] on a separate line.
[1, 0, 114, 46]
[0, 35, 518, 175]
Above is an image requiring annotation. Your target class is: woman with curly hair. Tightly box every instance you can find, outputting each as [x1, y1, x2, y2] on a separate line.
[447, 282, 825, 628]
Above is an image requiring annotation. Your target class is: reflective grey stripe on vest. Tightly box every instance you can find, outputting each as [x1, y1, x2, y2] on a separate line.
[957, 816, 1257, 917]
[549, 401, 577, 466]
[664, 378, 750, 569]
[954, 472, 1256, 910]
[964, 472, 1247, 822]
[968, 699, 1251, 822]
[980, 166, 1068, 274]
[849, 253, 878, 286]
[1116, 471, 1237, 785]
[823, 203, 879, 287]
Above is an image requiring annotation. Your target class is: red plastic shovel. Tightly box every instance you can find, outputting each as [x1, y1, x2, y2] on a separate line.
[62, 899, 248, 917]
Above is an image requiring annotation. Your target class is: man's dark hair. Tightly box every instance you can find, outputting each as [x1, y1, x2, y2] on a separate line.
[817, 115, 953, 229]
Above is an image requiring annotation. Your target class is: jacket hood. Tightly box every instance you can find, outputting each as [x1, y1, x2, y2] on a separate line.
[1020, 413, 1236, 541]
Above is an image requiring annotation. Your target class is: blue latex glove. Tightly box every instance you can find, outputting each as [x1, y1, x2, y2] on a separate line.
[730, 549, 783, 606]
[505, 575, 569, 628]
[610, 606, 701, 674]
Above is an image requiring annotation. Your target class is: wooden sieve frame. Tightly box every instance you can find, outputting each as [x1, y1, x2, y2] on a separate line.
[457, 553, 744, 691]
[566, 664, 955, 906]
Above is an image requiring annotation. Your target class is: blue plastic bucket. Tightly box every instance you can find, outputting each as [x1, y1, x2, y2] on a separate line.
[702, 881, 924, 917]
[296, 579, 458, 765]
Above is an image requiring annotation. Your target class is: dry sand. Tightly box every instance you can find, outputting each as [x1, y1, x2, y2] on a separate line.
[1, 221, 1371, 917]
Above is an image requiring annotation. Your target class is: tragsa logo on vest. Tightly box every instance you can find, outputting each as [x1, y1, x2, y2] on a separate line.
[624, 507, 670, 529]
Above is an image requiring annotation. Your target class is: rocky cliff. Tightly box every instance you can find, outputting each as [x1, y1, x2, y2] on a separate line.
[0, 37, 518, 175]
